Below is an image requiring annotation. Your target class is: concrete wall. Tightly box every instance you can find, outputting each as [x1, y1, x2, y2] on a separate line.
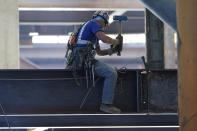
[0, 0, 19, 69]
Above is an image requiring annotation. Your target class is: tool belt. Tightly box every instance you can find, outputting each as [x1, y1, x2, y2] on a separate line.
[66, 44, 97, 72]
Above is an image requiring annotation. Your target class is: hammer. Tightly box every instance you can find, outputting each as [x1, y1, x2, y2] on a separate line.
[113, 15, 128, 56]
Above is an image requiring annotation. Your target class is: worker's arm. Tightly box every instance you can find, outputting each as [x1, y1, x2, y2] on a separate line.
[95, 43, 115, 56]
[96, 31, 119, 46]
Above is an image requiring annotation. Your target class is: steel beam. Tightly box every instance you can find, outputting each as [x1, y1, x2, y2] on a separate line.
[139, 0, 177, 31]
[177, 0, 197, 131]
[145, 9, 164, 70]
[19, 11, 144, 35]
[20, 57, 40, 69]
[147, 71, 177, 112]
[0, 114, 178, 128]
[0, 69, 137, 114]
[138, 70, 177, 112]
[0, 69, 178, 114]
[18, 0, 144, 9]
[0, 70, 178, 129]
[46, 128, 179, 131]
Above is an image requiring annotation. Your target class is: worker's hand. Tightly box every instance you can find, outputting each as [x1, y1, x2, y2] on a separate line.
[112, 39, 119, 48]
[112, 35, 123, 48]
[108, 47, 118, 56]
[113, 34, 123, 56]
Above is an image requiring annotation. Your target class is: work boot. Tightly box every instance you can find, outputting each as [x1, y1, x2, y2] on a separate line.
[100, 104, 121, 114]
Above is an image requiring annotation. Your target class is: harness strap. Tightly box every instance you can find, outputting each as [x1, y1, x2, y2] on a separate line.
[77, 40, 91, 45]
[77, 21, 91, 45]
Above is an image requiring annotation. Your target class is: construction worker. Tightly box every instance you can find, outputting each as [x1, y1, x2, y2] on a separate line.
[67, 11, 122, 113]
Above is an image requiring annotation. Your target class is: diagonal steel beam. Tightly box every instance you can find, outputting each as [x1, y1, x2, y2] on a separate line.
[139, 0, 177, 31]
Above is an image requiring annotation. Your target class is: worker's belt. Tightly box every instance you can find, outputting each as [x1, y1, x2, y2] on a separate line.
[76, 39, 91, 47]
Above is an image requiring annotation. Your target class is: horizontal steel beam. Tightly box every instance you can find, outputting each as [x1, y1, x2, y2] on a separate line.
[34, 128, 180, 131]
[0, 114, 178, 128]
[0, 69, 138, 114]
[19, 11, 145, 34]
[20, 22, 84, 26]
[18, 0, 144, 9]
[0, 69, 178, 114]
[0, 70, 178, 129]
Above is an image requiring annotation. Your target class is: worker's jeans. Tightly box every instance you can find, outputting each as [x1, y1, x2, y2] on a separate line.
[94, 60, 118, 104]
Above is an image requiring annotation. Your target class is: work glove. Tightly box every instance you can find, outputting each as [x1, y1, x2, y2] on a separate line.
[107, 47, 118, 56]
[115, 34, 123, 56]
[112, 35, 122, 47]
[110, 35, 123, 56]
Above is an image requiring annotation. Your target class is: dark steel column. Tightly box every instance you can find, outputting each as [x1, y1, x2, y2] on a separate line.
[145, 9, 164, 70]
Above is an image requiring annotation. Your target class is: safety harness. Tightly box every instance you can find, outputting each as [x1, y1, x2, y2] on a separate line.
[65, 21, 97, 89]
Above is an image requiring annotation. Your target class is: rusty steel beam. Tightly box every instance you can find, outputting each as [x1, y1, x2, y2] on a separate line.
[18, 0, 144, 9]
[177, 0, 197, 131]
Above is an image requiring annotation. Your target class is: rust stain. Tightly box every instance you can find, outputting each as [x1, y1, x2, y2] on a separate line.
[177, 0, 197, 131]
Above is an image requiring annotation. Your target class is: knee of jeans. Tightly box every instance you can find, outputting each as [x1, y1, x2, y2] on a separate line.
[108, 69, 118, 80]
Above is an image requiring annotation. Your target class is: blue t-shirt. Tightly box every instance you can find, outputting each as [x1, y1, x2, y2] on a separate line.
[77, 20, 103, 46]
